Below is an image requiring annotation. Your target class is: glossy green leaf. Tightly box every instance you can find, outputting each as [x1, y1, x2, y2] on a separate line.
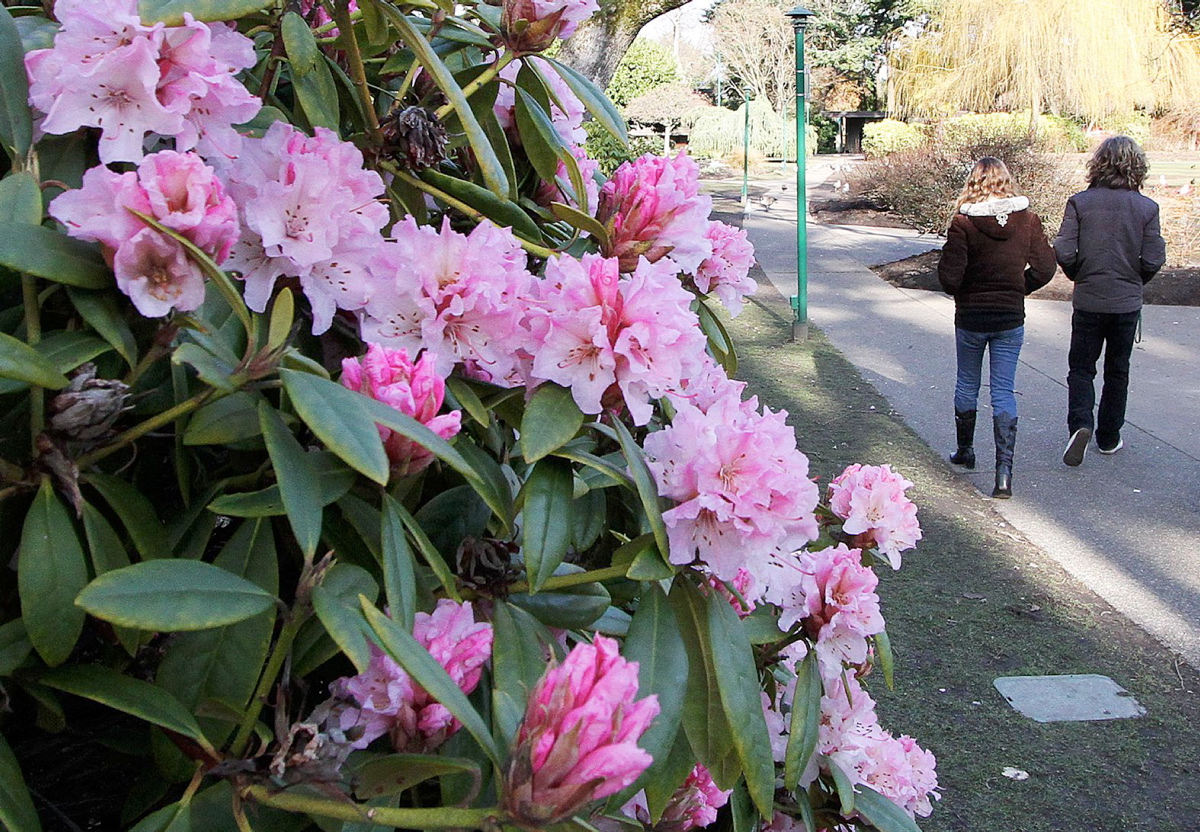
[362, 600, 503, 766]
[85, 473, 170, 560]
[490, 601, 549, 703]
[183, 392, 262, 445]
[0, 5, 32, 163]
[0, 331, 70, 389]
[875, 629, 895, 690]
[282, 368, 390, 485]
[0, 172, 41, 225]
[794, 789, 817, 832]
[783, 649, 823, 792]
[36, 331, 112, 375]
[453, 439, 514, 532]
[173, 342, 239, 392]
[740, 605, 784, 645]
[520, 457, 574, 592]
[380, 4, 508, 197]
[282, 12, 340, 130]
[419, 167, 542, 243]
[829, 757, 856, 816]
[14, 16, 59, 53]
[0, 732, 41, 832]
[0, 224, 110, 288]
[354, 754, 482, 800]
[553, 448, 634, 490]
[541, 57, 628, 144]
[852, 785, 924, 832]
[259, 402, 323, 557]
[381, 494, 417, 630]
[521, 383, 585, 464]
[509, 564, 611, 629]
[443, 377, 490, 427]
[730, 780, 759, 832]
[391, 498, 460, 602]
[513, 84, 563, 185]
[80, 502, 140, 654]
[610, 417, 671, 567]
[39, 664, 213, 751]
[139, 0, 276, 26]
[640, 729, 694, 822]
[706, 587, 775, 818]
[19, 481, 88, 666]
[207, 453, 355, 517]
[697, 299, 738, 376]
[129, 799, 192, 832]
[0, 619, 32, 677]
[309, 565, 379, 673]
[571, 486, 607, 552]
[76, 560, 276, 631]
[267, 287, 294, 351]
[549, 202, 610, 249]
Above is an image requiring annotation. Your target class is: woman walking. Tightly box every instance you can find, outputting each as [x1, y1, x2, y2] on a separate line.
[1054, 136, 1166, 466]
[938, 157, 1057, 498]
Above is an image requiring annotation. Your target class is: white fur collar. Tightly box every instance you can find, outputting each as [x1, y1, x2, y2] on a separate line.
[959, 196, 1029, 226]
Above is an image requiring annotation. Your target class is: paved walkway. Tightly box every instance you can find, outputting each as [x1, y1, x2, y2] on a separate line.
[743, 165, 1200, 668]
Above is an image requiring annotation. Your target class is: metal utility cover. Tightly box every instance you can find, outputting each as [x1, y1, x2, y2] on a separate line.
[993, 674, 1146, 723]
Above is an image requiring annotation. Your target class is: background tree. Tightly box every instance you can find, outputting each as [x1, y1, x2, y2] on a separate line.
[623, 81, 712, 152]
[606, 38, 680, 106]
[708, 0, 795, 117]
[889, 0, 1200, 125]
[557, 0, 692, 88]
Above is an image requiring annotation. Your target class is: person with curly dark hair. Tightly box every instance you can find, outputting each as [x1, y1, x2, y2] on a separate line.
[1053, 136, 1166, 467]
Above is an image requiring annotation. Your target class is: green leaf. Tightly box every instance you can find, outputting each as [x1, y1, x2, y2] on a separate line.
[68, 288, 137, 368]
[521, 383, 585, 464]
[641, 729, 695, 823]
[610, 418, 671, 568]
[706, 587, 775, 818]
[0, 619, 32, 677]
[85, 473, 170, 560]
[0, 224, 110, 288]
[139, 0, 277, 26]
[259, 402, 323, 557]
[207, 453, 355, 517]
[282, 12, 340, 130]
[391, 498, 460, 602]
[36, 331, 113, 375]
[0, 331, 70, 389]
[443, 377, 490, 427]
[519, 457, 574, 592]
[0, 733, 41, 832]
[852, 785, 924, 832]
[362, 600, 503, 766]
[730, 780, 759, 832]
[0, 172, 41, 225]
[828, 757, 856, 816]
[380, 4, 508, 197]
[549, 202, 610, 249]
[490, 601, 549, 704]
[381, 494, 417, 631]
[875, 629, 895, 690]
[614, 584, 688, 805]
[740, 605, 784, 645]
[697, 299, 738, 376]
[19, 481, 88, 666]
[783, 649, 823, 792]
[0, 5, 32, 164]
[571, 486, 606, 552]
[509, 564, 611, 629]
[541, 58, 628, 144]
[414, 483, 491, 564]
[354, 754, 482, 800]
[309, 565, 379, 673]
[183, 392, 262, 445]
[14, 16, 59, 53]
[39, 664, 213, 751]
[76, 560, 276, 631]
[513, 84, 563, 185]
[267, 287, 294, 351]
[418, 168, 542, 243]
[129, 799, 192, 832]
[80, 502, 139, 654]
[282, 369, 390, 485]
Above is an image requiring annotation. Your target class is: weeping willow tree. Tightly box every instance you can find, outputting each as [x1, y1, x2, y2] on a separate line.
[889, 0, 1200, 124]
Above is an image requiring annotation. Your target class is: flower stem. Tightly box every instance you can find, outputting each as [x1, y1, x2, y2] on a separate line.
[22, 275, 43, 450]
[433, 50, 516, 121]
[333, 0, 382, 142]
[74, 389, 221, 469]
[229, 606, 304, 758]
[502, 563, 630, 596]
[240, 785, 503, 829]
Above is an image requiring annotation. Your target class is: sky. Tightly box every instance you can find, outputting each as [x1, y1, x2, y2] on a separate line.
[640, 0, 717, 50]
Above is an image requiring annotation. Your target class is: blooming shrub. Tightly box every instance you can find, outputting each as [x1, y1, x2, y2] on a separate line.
[0, 0, 936, 831]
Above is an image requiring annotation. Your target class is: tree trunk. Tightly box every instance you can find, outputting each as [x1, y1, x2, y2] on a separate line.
[557, 0, 693, 89]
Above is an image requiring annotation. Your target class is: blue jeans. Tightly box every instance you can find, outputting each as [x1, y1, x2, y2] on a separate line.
[954, 326, 1024, 417]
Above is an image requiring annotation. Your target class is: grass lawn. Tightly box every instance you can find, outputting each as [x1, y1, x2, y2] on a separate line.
[708, 193, 1200, 832]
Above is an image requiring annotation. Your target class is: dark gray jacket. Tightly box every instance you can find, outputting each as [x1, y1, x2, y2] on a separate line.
[1053, 187, 1166, 313]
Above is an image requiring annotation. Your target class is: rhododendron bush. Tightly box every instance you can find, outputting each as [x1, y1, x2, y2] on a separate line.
[0, 0, 936, 829]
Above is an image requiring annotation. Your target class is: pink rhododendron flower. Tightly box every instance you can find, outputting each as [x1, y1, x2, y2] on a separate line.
[528, 253, 708, 424]
[668, 356, 749, 414]
[500, 0, 600, 52]
[827, 464, 922, 569]
[341, 344, 463, 476]
[503, 635, 660, 827]
[220, 122, 389, 333]
[597, 152, 714, 274]
[643, 390, 820, 587]
[362, 217, 535, 385]
[50, 150, 238, 316]
[329, 600, 493, 752]
[26, 0, 259, 163]
[494, 56, 587, 145]
[710, 568, 756, 618]
[622, 764, 731, 832]
[694, 221, 757, 315]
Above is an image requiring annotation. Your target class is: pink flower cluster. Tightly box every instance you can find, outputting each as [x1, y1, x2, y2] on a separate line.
[622, 764, 731, 832]
[341, 344, 462, 476]
[503, 635, 660, 827]
[328, 600, 492, 752]
[494, 56, 587, 146]
[694, 221, 757, 316]
[220, 122, 389, 334]
[363, 217, 535, 385]
[50, 150, 238, 316]
[827, 464, 922, 569]
[26, 0, 260, 163]
[597, 153, 714, 274]
[500, 0, 600, 52]
[644, 388, 819, 587]
[528, 253, 708, 425]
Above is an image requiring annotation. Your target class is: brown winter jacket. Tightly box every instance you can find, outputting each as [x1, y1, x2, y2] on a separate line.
[938, 196, 1058, 332]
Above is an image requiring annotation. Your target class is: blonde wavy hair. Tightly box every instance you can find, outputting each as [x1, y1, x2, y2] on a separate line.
[954, 157, 1020, 212]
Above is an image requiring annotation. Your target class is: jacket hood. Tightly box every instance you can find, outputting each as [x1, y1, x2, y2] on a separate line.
[959, 196, 1030, 240]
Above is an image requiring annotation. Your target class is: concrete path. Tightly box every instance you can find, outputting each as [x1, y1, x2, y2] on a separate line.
[743, 166, 1200, 669]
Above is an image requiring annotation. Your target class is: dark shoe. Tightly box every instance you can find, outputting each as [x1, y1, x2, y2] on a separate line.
[992, 413, 1018, 498]
[1098, 437, 1124, 455]
[992, 463, 1012, 499]
[950, 409, 977, 469]
[1063, 427, 1091, 467]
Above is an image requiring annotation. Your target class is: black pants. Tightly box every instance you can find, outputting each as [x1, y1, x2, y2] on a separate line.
[1067, 309, 1140, 447]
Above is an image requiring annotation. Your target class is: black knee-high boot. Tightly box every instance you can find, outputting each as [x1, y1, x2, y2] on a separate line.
[950, 410, 976, 469]
[993, 413, 1018, 498]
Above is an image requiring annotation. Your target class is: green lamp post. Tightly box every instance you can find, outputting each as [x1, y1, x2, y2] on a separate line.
[786, 5, 814, 341]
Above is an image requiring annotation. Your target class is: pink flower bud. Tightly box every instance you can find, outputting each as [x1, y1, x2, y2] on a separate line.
[499, 0, 599, 53]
